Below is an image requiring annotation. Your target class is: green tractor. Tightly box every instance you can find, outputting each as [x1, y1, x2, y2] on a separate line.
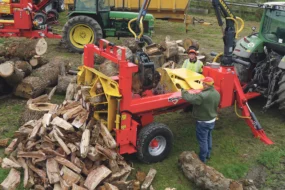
[233, 2, 285, 111]
[62, 0, 155, 53]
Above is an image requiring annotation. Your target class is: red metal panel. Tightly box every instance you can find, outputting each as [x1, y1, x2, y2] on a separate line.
[203, 66, 235, 108]
[14, 10, 32, 29]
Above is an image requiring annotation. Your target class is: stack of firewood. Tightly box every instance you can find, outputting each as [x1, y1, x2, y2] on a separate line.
[0, 38, 75, 98]
[0, 85, 158, 190]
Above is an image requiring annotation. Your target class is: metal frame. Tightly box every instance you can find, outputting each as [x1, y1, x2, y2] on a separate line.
[82, 39, 273, 156]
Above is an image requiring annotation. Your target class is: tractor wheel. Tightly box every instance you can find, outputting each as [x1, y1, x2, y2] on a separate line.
[137, 122, 173, 163]
[62, 16, 103, 53]
[277, 74, 285, 110]
[34, 12, 47, 25]
[47, 9, 59, 20]
[142, 35, 153, 45]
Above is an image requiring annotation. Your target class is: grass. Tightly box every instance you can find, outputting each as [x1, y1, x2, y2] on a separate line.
[0, 11, 285, 189]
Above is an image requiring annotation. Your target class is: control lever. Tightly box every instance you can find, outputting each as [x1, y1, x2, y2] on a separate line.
[232, 58, 251, 67]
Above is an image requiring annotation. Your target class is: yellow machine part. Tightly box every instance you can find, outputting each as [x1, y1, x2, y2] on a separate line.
[77, 65, 121, 131]
[0, 3, 11, 14]
[157, 68, 204, 92]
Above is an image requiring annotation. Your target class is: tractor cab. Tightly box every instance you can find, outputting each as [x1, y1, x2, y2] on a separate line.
[260, 2, 285, 55]
[73, 0, 110, 12]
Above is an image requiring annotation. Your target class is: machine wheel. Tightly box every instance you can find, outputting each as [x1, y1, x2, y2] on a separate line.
[137, 122, 173, 163]
[277, 74, 285, 110]
[142, 35, 153, 45]
[62, 16, 103, 53]
[47, 9, 59, 20]
[34, 13, 47, 25]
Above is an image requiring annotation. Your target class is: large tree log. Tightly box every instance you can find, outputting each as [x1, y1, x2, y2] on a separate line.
[0, 168, 21, 190]
[149, 54, 166, 69]
[15, 60, 32, 76]
[57, 75, 76, 95]
[0, 38, 47, 60]
[15, 57, 69, 99]
[179, 151, 258, 190]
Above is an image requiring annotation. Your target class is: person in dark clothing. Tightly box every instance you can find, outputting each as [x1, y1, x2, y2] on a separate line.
[181, 77, 220, 163]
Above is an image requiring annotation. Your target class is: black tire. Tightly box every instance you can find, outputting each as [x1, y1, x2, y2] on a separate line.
[142, 35, 153, 45]
[47, 9, 59, 20]
[34, 12, 47, 25]
[277, 74, 285, 110]
[137, 122, 173, 163]
[62, 16, 103, 53]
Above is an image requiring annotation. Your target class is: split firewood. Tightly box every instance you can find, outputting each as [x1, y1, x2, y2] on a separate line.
[80, 129, 90, 158]
[17, 151, 46, 160]
[57, 101, 81, 115]
[72, 184, 88, 190]
[150, 185, 155, 190]
[1, 157, 21, 169]
[0, 168, 21, 190]
[29, 120, 42, 140]
[84, 165, 112, 190]
[51, 116, 74, 131]
[110, 181, 134, 190]
[106, 163, 132, 182]
[63, 105, 83, 121]
[133, 181, 141, 190]
[60, 166, 81, 186]
[67, 143, 78, 153]
[48, 86, 57, 101]
[109, 159, 120, 173]
[96, 143, 117, 160]
[17, 158, 29, 188]
[100, 122, 117, 149]
[60, 177, 71, 190]
[54, 156, 81, 174]
[74, 90, 82, 101]
[81, 86, 91, 102]
[0, 138, 9, 147]
[54, 183, 62, 190]
[57, 75, 76, 95]
[104, 183, 119, 190]
[53, 131, 71, 155]
[42, 147, 65, 158]
[66, 82, 77, 100]
[4, 138, 18, 155]
[72, 110, 88, 129]
[46, 158, 60, 184]
[34, 185, 45, 190]
[176, 40, 183, 47]
[141, 168, 157, 190]
[179, 151, 258, 190]
[40, 113, 52, 135]
[15, 57, 69, 99]
[27, 160, 48, 185]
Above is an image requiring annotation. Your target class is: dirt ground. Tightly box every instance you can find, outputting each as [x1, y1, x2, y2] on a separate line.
[1, 13, 285, 190]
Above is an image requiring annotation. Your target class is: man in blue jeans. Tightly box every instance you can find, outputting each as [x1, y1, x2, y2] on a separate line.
[181, 77, 220, 163]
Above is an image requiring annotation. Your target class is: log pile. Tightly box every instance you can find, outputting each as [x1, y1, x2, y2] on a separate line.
[0, 87, 158, 190]
[0, 38, 74, 99]
[179, 151, 258, 190]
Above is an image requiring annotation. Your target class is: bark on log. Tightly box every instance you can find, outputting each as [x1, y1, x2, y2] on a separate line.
[149, 54, 166, 69]
[122, 38, 139, 53]
[15, 60, 32, 76]
[57, 75, 76, 95]
[29, 56, 49, 68]
[145, 44, 162, 56]
[178, 151, 258, 190]
[163, 41, 179, 59]
[1, 38, 47, 60]
[0, 168, 21, 190]
[84, 165, 112, 190]
[15, 57, 69, 99]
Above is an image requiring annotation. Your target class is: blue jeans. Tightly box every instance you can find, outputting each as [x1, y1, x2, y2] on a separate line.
[196, 121, 215, 163]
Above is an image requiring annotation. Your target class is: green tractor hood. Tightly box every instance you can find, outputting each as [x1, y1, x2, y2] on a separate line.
[109, 11, 155, 26]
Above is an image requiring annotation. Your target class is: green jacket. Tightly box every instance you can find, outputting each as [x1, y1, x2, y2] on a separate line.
[182, 86, 220, 121]
[182, 59, 203, 73]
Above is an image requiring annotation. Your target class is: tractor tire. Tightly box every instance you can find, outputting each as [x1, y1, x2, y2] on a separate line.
[277, 74, 285, 110]
[34, 12, 47, 25]
[47, 9, 59, 20]
[142, 35, 153, 45]
[62, 16, 103, 53]
[137, 122, 173, 163]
